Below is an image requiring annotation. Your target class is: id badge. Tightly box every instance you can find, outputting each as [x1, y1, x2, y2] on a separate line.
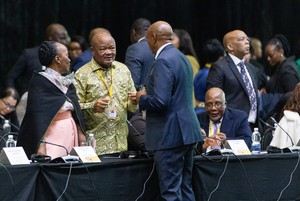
[108, 106, 117, 119]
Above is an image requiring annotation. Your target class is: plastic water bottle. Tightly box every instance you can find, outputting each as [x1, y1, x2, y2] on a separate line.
[251, 127, 261, 154]
[6, 135, 16, 147]
[87, 133, 96, 151]
[3, 120, 11, 135]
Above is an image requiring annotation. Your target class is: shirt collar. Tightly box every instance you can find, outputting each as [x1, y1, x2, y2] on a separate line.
[91, 58, 115, 72]
[138, 37, 145, 43]
[228, 53, 244, 66]
[155, 43, 172, 59]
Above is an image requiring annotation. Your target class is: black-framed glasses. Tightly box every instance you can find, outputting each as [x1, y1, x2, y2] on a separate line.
[1, 99, 15, 111]
[205, 101, 223, 109]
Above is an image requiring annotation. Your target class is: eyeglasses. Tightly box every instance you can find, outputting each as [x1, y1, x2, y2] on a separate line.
[205, 101, 223, 109]
[1, 99, 15, 111]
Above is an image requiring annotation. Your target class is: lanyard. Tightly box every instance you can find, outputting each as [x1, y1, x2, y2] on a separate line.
[96, 68, 114, 98]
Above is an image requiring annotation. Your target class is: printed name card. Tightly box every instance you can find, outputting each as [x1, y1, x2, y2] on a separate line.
[0, 147, 30, 165]
[71, 146, 101, 163]
[225, 140, 251, 155]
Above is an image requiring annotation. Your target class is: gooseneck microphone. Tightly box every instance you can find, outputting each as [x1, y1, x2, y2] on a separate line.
[39, 140, 80, 163]
[0, 115, 20, 131]
[270, 117, 295, 146]
[40, 140, 69, 156]
[126, 119, 142, 136]
[259, 117, 275, 129]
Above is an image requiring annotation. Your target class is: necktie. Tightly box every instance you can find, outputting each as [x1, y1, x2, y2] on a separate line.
[238, 61, 257, 110]
[212, 122, 221, 150]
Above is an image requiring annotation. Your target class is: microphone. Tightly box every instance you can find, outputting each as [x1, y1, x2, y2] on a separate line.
[258, 117, 275, 129]
[0, 115, 20, 131]
[39, 140, 80, 163]
[126, 119, 142, 136]
[270, 117, 294, 146]
[270, 117, 300, 152]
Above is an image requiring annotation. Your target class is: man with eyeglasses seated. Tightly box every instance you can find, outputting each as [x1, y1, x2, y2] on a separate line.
[0, 87, 19, 150]
[197, 87, 252, 153]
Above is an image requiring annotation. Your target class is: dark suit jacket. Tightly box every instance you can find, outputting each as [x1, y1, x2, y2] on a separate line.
[206, 54, 259, 116]
[70, 48, 92, 72]
[139, 44, 202, 150]
[266, 58, 300, 93]
[125, 38, 154, 89]
[6, 46, 42, 96]
[197, 108, 252, 149]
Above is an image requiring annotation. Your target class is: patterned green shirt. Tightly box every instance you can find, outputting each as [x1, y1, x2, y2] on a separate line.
[74, 58, 137, 155]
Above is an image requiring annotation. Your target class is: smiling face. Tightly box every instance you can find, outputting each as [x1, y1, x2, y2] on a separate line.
[205, 88, 226, 122]
[91, 33, 116, 68]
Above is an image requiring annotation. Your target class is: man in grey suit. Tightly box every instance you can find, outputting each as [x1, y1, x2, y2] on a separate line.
[125, 18, 154, 90]
[136, 21, 202, 201]
[206, 30, 259, 128]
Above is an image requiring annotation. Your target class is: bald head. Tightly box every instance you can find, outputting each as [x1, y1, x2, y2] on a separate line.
[46, 23, 70, 46]
[89, 27, 111, 44]
[205, 87, 226, 103]
[146, 21, 173, 53]
[222, 30, 250, 60]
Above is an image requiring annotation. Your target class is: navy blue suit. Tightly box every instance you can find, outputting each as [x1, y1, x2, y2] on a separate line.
[139, 44, 201, 201]
[125, 38, 154, 89]
[207, 55, 259, 117]
[70, 48, 92, 72]
[197, 108, 252, 149]
[6, 46, 42, 96]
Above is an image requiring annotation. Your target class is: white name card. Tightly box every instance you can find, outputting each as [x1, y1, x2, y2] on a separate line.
[0, 147, 30, 165]
[225, 140, 251, 155]
[70, 146, 101, 163]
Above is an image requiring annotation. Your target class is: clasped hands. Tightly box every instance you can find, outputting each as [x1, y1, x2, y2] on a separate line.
[93, 91, 138, 113]
[201, 128, 227, 148]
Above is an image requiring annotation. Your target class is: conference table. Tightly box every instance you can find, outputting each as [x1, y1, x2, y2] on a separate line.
[1, 153, 300, 201]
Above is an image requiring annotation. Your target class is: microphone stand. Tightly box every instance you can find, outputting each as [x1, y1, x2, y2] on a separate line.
[40, 140, 80, 163]
[270, 117, 300, 153]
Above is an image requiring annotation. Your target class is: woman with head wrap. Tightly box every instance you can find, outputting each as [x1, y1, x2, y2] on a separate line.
[264, 34, 300, 93]
[17, 41, 86, 159]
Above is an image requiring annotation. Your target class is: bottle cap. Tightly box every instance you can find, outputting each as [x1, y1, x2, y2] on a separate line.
[4, 120, 9, 124]
[8, 135, 13, 138]
[89, 133, 94, 137]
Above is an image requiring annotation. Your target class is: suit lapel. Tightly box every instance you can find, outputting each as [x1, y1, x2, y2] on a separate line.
[225, 56, 252, 97]
[220, 109, 233, 137]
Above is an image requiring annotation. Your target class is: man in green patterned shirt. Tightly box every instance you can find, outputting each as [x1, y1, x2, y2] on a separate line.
[74, 31, 138, 155]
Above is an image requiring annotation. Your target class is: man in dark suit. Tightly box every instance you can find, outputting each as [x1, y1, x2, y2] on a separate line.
[125, 18, 154, 90]
[206, 30, 259, 128]
[6, 23, 70, 97]
[197, 87, 252, 151]
[136, 21, 202, 201]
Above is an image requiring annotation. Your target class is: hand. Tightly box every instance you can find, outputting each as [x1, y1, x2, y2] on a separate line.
[136, 89, 146, 102]
[128, 91, 138, 104]
[201, 128, 206, 138]
[93, 97, 110, 113]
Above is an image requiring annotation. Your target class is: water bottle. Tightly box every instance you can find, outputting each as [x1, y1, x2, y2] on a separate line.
[87, 133, 96, 151]
[3, 120, 11, 135]
[251, 127, 261, 154]
[6, 135, 16, 147]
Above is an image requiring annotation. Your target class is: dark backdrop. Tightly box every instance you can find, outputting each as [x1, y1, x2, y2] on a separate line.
[1, 0, 300, 87]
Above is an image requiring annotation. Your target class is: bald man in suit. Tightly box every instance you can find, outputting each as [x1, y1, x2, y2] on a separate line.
[206, 30, 259, 128]
[137, 21, 201, 201]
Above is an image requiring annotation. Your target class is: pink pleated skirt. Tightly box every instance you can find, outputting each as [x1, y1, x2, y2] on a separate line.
[43, 111, 78, 159]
